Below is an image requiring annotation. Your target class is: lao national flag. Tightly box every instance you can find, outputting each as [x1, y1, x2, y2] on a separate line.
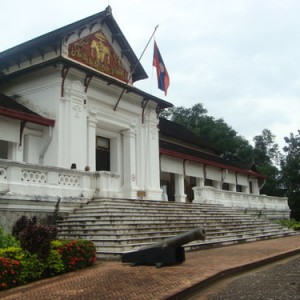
[153, 41, 170, 95]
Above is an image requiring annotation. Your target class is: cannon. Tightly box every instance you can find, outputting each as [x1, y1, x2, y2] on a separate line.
[121, 226, 206, 268]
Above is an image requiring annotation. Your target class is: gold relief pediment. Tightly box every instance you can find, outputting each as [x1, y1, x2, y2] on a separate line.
[68, 31, 129, 82]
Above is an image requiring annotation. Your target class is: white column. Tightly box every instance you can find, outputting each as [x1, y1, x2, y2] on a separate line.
[196, 177, 205, 187]
[59, 81, 87, 170]
[87, 113, 97, 171]
[69, 94, 87, 170]
[10, 143, 23, 162]
[252, 179, 260, 195]
[144, 111, 162, 200]
[58, 96, 71, 168]
[175, 174, 186, 202]
[229, 183, 236, 191]
[213, 181, 221, 190]
[121, 127, 138, 198]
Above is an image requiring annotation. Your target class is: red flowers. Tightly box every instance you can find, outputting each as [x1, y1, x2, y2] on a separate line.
[57, 240, 96, 272]
[0, 257, 21, 290]
[0, 240, 96, 291]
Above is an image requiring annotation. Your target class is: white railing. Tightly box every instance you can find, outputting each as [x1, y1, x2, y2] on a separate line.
[193, 186, 290, 211]
[0, 159, 121, 201]
[0, 159, 290, 213]
[95, 171, 121, 198]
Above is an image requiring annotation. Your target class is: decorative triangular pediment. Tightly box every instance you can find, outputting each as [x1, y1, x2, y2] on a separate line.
[0, 7, 148, 83]
[68, 30, 129, 82]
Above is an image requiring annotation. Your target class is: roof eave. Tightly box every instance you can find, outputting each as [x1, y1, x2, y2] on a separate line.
[0, 106, 55, 127]
[160, 148, 266, 179]
[0, 57, 172, 109]
[0, 6, 147, 83]
[60, 58, 172, 108]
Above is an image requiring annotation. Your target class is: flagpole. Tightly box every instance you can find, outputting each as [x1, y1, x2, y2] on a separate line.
[113, 25, 159, 111]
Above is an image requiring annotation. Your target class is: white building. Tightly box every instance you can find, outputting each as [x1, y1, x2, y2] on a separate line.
[0, 6, 290, 230]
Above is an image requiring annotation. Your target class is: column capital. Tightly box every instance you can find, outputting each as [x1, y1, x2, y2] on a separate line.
[87, 112, 97, 127]
[122, 127, 137, 137]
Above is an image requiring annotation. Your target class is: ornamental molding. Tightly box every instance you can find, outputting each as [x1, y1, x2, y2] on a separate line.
[68, 30, 128, 82]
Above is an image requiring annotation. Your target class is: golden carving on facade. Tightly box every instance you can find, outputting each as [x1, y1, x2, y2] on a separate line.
[68, 31, 128, 82]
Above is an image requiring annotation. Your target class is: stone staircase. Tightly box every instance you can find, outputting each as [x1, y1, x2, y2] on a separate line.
[57, 198, 297, 258]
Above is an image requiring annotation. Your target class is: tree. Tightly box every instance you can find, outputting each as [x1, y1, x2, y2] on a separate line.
[161, 103, 208, 133]
[161, 103, 253, 162]
[252, 129, 283, 196]
[161, 103, 285, 198]
[253, 129, 282, 166]
[281, 130, 300, 220]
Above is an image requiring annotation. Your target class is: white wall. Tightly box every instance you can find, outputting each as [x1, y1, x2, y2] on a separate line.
[161, 156, 183, 174]
[185, 161, 204, 177]
[0, 118, 20, 144]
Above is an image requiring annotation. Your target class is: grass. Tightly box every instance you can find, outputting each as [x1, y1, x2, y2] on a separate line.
[277, 219, 300, 230]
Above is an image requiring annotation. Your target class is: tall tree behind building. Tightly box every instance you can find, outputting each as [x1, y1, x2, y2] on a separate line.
[281, 130, 300, 220]
[161, 103, 253, 162]
[161, 104, 283, 196]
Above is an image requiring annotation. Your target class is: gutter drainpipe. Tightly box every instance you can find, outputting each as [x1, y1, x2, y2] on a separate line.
[259, 178, 266, 191]
[39, 126, 53, 164]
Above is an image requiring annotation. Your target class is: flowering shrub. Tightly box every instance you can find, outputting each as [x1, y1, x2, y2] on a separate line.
[1, 247, 45, 284]
[0, 246, 63, 282]
[0, 247, 44, 284]
[57, 240, 96, 272]
[0, 239, 97, 290]
[0, 257, 21, 290]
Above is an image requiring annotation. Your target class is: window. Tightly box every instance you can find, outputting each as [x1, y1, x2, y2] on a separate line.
[204, 179, 213, 186]
[97, 137, 109, 149]
[96, 136, 110, 171]
[222, 182, 230, 191]
[236, 185, 243, 192]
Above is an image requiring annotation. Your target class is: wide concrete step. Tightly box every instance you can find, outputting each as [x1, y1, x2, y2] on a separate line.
[79, 199, 245, 213]
[62, 213, 271, 222]
[65, 208, 251, 218]
[95, 231, 299, 257]
[58, 220, 279, 231]
[57, 221, 286, 234]
[58, 225, 293, 241]
[57, 198, 297, 258]
[76, 205, 240, 213]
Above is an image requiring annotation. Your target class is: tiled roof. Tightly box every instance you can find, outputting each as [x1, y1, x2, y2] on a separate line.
[159, 118, 218, 153]
[159, 119, 265, 178]
[0, 6, 146, 83]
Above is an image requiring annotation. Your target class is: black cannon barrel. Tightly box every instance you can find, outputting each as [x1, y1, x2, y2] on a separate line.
[121, 226, 206, 267]
[159, 226, 206, 248]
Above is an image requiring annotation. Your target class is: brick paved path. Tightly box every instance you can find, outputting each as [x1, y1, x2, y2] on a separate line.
[1, 236, 300, 300]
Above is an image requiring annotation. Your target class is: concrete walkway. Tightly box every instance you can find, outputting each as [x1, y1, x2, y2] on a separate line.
[1, 235, 300, 300]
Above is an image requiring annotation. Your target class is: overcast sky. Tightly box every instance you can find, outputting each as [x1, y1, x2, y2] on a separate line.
[1, 0, 300, 149]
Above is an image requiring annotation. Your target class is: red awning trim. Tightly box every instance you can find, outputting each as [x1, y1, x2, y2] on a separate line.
[0, 106, 55, 127]
[160, 148, 266, 179]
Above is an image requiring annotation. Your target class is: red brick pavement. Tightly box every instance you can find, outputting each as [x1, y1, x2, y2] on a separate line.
[1, 235, 300, 300]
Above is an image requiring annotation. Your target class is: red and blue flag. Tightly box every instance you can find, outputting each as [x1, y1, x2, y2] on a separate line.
[153, 41, 170, 95]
